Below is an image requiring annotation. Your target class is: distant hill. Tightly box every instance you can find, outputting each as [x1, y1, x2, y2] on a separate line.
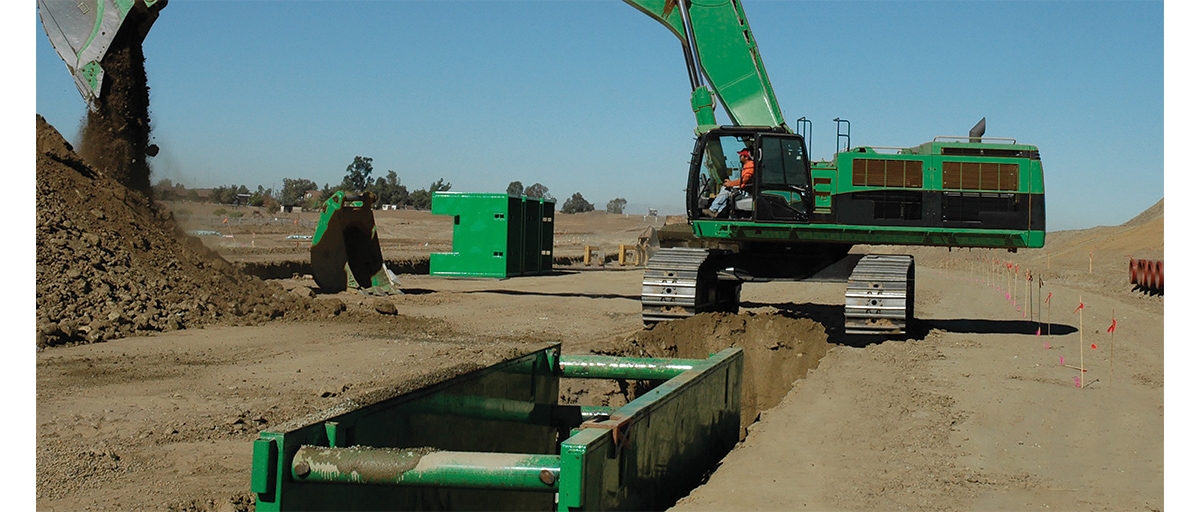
[1121, 198, 1164, 227]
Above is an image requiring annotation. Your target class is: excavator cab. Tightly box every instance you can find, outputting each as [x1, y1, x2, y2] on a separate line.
[689, 127, 814, 222]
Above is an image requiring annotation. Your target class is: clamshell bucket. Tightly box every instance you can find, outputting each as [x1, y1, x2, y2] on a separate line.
[310, 191, 399, 294]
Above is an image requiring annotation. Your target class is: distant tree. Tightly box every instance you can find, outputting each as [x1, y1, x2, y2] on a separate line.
[561, 192, 595, 214]
[507, 181, 524, 197]
[210, 184, 244, 204]
[409, 189, 432, 210]
[153, 178, 181, 201]
[523, 183, 548, 199]
[185, 189, 200, 202]
[300, 183, 336, 211]
[381, 170, 410, 206]
[248, 185, 268, 207]
[262, 195, 280, 212]
[429, 178, 452, 193]
[280, 178, 318, 206]
[208, 185, 227, 204]
[366, 173, 408, 208]
[606, 198, 627, 214]
[340, 156, 374, 192]
[406, 179, 452, 210]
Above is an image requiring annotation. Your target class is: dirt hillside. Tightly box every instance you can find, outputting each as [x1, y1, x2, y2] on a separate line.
[35, 115, 320, 348]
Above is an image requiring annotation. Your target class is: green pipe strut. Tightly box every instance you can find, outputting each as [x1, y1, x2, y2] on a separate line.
[291, 446, 561, 491]
[559, 355, 702, 380]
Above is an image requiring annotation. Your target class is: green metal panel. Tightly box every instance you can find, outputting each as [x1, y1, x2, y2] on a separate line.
[431, 192, 555, 278]
[811, 161, 837, 212]
[539, 199, 556, 272]
[251, 344, 562, 511]
[251, 346, 744, 511]
[692, 218, 1044, 248]
[558, 348, 744, 511]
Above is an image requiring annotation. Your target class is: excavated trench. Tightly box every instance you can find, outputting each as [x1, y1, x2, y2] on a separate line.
[562, 312, 832, 440]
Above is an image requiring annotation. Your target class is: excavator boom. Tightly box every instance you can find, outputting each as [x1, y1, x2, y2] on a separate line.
[623, 0, 787, 131]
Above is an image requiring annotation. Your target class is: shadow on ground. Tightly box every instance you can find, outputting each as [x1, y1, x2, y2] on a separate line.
[743, 301, 1077, 348]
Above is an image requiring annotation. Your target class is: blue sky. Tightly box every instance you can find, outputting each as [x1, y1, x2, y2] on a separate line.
[32, 0, 1166, 232]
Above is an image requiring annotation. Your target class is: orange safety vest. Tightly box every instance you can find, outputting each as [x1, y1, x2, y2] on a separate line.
[735, 160, 755, 188]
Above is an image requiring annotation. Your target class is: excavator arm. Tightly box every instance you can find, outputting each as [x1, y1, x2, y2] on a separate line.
[623, 0, 788, 132]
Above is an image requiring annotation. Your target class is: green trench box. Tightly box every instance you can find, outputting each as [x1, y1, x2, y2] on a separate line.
[430, 192, 555, 278]
[250, 344, 743, 511]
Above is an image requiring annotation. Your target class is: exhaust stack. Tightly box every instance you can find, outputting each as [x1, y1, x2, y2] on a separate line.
[969, 117, 986, 143]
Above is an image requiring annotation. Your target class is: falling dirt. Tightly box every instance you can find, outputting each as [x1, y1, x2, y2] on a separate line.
[77, 14, 154, 196]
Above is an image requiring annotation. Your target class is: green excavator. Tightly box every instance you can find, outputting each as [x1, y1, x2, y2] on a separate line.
[626, 0, 1044, 334]
[40, 0, 1044, 332]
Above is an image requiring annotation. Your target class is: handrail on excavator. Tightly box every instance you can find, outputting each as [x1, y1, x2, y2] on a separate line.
[933, 136, 1019, 144]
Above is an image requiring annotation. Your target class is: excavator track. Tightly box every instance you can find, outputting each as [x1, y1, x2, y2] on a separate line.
[641, 247, 740, 324]
[844, 254, 915, 335]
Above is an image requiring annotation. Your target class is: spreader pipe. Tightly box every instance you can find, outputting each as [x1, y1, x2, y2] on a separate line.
[559, 355, 701, 380]
[579, 405, 613, 421]
[292, 446, 560, 491]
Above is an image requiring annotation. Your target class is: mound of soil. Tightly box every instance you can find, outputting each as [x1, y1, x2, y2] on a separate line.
[1121, 198, 1163, 227]
[35, 115, 317, 348]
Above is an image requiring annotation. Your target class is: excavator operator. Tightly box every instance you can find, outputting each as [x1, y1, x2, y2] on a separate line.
[703, 148, 754, 218]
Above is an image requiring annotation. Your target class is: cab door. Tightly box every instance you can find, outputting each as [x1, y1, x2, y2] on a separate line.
[752, 134, 813, 222]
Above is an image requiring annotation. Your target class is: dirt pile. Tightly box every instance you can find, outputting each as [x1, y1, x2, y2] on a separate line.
[1121, 198, 1163, 228]
[35, 115, 316, 348]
